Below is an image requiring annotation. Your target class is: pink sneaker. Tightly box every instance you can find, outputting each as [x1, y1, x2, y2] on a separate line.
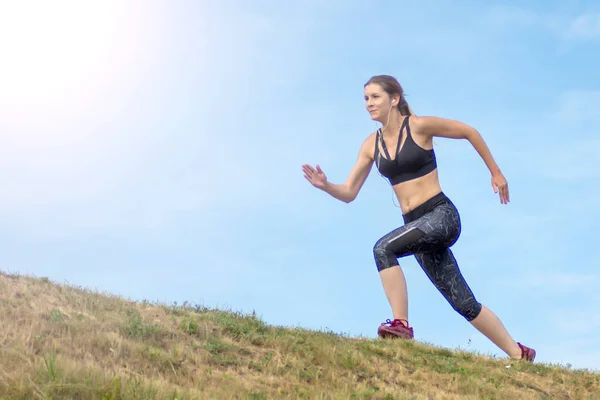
[378, 318, 414, 339]
[517, 342, 536, 362]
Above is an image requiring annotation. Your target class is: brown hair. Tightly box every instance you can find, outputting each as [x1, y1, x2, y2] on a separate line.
[364, 75, 412, 116]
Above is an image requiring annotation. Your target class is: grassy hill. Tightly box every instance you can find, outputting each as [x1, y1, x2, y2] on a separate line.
[0, 271, 598, 400]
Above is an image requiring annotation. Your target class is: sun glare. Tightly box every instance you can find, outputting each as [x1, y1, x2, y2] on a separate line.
[0, 1, 147, 130]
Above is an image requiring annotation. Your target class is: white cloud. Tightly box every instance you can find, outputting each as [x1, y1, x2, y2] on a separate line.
[543, 338, 600, 372]
[483, 5, 553, 28]
[497, 89, 600, 182]
[537, 138, 600, 181]
[523, 89, 600, 181]
[0, 1, 177, 233]
[0, 1, 160, 130]
[555, 90, 600, 124]
[0, 1, 339, 236]
[482, 6, 600, 41]
[554, 309, 600, 336]
[566, 13, 600, 39]
[519, 272, 598, 291]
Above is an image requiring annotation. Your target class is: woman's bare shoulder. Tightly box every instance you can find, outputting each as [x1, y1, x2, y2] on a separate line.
[361, 130, 379, 148]
[357, 130, 379, 160]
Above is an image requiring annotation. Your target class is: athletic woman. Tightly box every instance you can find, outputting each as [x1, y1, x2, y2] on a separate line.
[301, 75, 536, 361]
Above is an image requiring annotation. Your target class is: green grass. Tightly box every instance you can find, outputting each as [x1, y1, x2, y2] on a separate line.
[0, 270, 598, 399]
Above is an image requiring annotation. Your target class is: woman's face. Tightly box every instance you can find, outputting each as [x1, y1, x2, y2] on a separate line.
[364, 83, 397, 123]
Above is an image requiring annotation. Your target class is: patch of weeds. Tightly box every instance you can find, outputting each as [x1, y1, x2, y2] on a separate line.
[120, 309, 162, 341]
[506, 377, 552, 398]
[214, 311, 270, 342]
[191, 303, 211, 315]
[48, 308, 65, 323]
[350, 386, 382, 399]
[203, 337, 248, 367]
[180, 316, 199, 336]
[486, 376, 504, 391]
[524, 363, 551, 376]
[141, 345, 164, 363]
[430, 360, 473, 375]
[293, 386, 313, 399]
[203, 337, 233, 354]
[248, 352, 273, 371]
[432, 347, 454, 358]
[276, 363, 294, 376]
[94, 377, 123, 400]
[355, 368, 376, 383]
[245, 392, 268, 400]
[358, 342, 394, 361]
[207, 353, 242, 368]
[249, 334, 267, 346]
[263, 352, 273, 366]
[248, 361, 263, 372]
[289, 340, 322, 363]
[139, 346, 184, 376]
[124, 376, 158, 399]
[43, 352, 59, 382]
[340, 350, 361, 370]
[296, 365, 324, 384]
[203, 336, 247, 368]
[583, 377, 597, 389]
[166, 303, 184, 316]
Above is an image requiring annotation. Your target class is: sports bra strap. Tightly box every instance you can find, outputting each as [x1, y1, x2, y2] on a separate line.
[394, 116, 410, 155]
[377, 128, 392, 159]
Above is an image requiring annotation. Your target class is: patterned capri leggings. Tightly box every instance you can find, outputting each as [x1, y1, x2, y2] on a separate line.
[373, 192, 482, 321]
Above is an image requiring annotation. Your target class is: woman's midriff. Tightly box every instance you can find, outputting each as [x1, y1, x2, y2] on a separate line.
[392, 169, 443, 215]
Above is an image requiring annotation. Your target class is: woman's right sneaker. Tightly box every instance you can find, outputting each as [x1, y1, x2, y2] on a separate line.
[517, 342, 536, 362]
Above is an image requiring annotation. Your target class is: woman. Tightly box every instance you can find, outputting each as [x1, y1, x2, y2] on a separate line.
[301, 75, 536, 362]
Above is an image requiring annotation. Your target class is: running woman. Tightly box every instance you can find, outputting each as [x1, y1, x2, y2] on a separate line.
[301, 75, 536, 362]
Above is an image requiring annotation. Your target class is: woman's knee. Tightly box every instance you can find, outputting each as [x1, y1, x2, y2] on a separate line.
[439, 279, 482, 321]
[373, 239, 398, 272]
[373, 226, 425, 271]
[453, 299, 482, 321]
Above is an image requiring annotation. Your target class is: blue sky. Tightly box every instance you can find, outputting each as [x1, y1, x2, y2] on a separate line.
[1, 0, 599, 371]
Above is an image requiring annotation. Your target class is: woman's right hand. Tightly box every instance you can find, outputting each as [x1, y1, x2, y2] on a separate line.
[302, 164, 328, 190]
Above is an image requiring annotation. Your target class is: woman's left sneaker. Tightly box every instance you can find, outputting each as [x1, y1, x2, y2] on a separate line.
[377, 318, 414, 339]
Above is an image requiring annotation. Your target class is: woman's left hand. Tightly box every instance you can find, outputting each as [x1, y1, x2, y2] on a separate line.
[491, 172, 510, 204]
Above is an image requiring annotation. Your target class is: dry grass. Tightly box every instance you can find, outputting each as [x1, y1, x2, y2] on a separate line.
[0, 271, 598, 400]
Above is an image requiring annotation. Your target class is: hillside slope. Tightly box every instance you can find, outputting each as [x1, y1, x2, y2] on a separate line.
[0, 271, 598, 399]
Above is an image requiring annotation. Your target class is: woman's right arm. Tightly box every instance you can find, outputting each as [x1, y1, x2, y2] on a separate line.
[302, 134, 375, 203]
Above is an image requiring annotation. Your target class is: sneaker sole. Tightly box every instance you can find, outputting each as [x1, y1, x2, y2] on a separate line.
[378, 328, 414, 340]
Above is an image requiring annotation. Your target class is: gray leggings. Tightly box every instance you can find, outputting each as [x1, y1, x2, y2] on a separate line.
[373, 192, 482, 321]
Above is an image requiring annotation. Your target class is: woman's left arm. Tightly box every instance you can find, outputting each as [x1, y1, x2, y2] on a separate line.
[412, 116, 510, 204]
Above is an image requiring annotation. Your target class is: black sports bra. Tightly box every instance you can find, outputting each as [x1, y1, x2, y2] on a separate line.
[374, 116, 437, 185]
